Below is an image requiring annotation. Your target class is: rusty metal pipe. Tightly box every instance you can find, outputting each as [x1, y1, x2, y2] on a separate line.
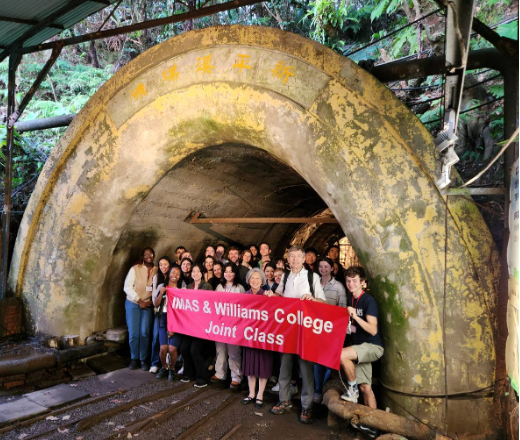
[14, 114, 76, 133]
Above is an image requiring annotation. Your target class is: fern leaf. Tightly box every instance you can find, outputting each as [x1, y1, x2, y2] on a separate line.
[370, 0, 390, 22]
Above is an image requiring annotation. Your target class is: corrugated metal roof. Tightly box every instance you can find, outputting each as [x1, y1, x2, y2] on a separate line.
[0, 0, 118, 51]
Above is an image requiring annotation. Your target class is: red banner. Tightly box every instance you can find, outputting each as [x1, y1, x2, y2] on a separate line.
[167, 288, 349, 370]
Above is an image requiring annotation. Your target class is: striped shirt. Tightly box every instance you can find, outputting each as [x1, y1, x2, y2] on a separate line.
[322, 278, 347, 307]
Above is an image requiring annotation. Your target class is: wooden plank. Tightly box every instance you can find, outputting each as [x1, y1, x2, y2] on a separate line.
[76, 382, 193, 431]
[175, 394, 240, 440]
[188, 213, 338, 224]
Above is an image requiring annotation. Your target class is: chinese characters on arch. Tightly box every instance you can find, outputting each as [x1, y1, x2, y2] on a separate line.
[130, 53, 297, 101]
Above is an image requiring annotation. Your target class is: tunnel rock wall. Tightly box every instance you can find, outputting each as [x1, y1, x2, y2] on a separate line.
[9, 26, 499, 434]
[101, 144, 328, 329]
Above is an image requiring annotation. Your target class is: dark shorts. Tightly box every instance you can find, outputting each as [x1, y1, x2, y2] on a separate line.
[158, 313, 182, 347]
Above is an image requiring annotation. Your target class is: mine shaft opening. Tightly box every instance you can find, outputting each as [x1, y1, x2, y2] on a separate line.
[101, 143, 357, 332]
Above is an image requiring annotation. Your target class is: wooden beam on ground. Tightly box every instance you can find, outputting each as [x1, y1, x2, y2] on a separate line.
[75, 382, 193, 431]
[174, 394, 240, 440]
[323, 383, 451, 440]
[220, 424, 243, 440]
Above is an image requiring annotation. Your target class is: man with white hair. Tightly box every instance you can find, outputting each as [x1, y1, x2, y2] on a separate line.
[268, 245, 326, 424]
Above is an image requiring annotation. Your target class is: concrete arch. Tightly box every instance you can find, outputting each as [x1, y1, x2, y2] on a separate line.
[10, 26, 499, 433]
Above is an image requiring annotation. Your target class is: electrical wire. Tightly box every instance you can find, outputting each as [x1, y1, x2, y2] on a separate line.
[374, 48, 434, 67]
[344, 8, 443, 57]
[405, 73, 503, 107]
[423, 96, 504, 124]
[390, 84, 442, 92]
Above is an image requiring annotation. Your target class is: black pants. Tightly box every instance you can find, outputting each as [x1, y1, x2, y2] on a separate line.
[180, 336, 209, 381]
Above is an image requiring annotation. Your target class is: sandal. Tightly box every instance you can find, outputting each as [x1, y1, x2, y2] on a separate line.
[255, 398, 264, 408]
[242, 396, 254, 405]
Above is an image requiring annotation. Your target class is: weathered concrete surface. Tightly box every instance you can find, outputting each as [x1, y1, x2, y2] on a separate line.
[9, 26, 499, 434]
[23, 383, 89, 409]
[0, 398, 48, 425]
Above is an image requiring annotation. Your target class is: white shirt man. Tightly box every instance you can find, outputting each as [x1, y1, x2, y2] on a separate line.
[277, 267, 324, 300]
[269, 245, 325, 424]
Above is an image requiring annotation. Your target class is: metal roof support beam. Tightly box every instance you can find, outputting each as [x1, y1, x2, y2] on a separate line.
[371, 48, 506, 82]
[0, 15, 65, 30]
[8, 44, 64, 129]
[1, 43, 63, 299]
[18, 0, 266, 56]
[472, 17, 519, 62]
[434, 0, 477, 190]
[1, 49, 21, 300]
[0, 0, 95, 63]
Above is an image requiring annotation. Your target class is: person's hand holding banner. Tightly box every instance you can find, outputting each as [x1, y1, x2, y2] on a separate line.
[167, 288, 349, 370]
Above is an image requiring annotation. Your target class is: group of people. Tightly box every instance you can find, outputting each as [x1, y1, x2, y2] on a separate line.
[124, 241, 383, 432]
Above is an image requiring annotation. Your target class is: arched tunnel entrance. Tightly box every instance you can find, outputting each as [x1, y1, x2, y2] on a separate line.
[9, 26, 500, 434]
[103, 144, 338, 330]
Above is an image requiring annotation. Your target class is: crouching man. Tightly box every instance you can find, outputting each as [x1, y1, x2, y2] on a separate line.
[340, 267, 383, 437]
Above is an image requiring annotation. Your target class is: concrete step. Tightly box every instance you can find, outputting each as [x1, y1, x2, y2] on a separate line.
[0, 383, 89, 427]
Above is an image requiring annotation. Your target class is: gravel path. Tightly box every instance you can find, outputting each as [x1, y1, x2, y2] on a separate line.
[2, 368, 355, 440]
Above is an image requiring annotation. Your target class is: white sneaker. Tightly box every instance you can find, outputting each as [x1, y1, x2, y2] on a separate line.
[290, 384, 298, 396]
[149, 365, 159, 374]
[341, 385, 359, 403]
[270, 382, 280, 392]
[178, 366, 184, 375]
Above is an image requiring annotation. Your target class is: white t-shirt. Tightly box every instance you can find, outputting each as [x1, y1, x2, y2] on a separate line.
[153, 283, 168, 313]
[275, 267, 326, 301]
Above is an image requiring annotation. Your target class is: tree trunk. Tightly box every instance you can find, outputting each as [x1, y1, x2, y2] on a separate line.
[90, 41, 100, 68]
[211, 0, 218, 26]
[138, 0, 148, 50]
[183, 0, 196, 32]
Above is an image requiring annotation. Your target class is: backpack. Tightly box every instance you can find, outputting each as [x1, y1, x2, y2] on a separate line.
[282, 269, 315, 297]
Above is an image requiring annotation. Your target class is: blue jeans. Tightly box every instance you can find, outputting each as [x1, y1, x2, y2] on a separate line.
[125, 299, 153, 361]
[314, 364, 331, 394]
[151, 314, 161, 367]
